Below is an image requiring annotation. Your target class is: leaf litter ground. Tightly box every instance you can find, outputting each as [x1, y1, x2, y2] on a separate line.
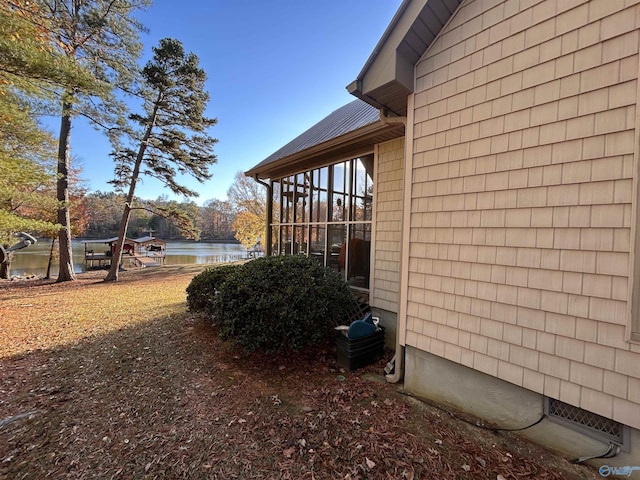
[0, 266, 599, 479]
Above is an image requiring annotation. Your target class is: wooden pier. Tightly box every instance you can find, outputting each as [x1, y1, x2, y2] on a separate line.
[83, 236, 167, 270]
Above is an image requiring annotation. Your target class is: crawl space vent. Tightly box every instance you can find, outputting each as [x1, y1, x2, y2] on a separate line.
[545, 397, 628, 449]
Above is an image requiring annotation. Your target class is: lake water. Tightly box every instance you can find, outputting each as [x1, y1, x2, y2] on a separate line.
[9, 240, 247, 277]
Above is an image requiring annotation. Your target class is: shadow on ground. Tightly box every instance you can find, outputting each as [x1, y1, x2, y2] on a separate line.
[0, 311, 599, 479]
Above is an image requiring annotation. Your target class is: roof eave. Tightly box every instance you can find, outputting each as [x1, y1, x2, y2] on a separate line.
[347, 78, 413, 117]
[246, 120, 404, 180]
[348, 0, 463, 115]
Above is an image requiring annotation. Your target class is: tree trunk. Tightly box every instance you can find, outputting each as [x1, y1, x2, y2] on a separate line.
[0, 252, 12, 280]
[45, 238, 56, 280]
[104, 95, 161, 282]
[56, 98, 76, 282]
[104, 200, 132, 282]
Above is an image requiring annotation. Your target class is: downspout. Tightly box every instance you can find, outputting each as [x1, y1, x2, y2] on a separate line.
[377, 107, 410, 384]
[254, 176, 272, 256]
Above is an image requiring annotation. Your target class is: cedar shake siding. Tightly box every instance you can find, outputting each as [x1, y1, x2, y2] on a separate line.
[405, 0, 640, 430]
[373, 138, 405, 313]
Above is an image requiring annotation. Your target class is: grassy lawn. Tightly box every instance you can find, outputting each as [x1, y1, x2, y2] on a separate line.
[0, 266, 598, 479]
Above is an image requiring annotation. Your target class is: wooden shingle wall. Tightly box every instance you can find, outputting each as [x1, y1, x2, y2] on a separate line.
[408, 0, 640, 429]
[373, 138, 405, 313]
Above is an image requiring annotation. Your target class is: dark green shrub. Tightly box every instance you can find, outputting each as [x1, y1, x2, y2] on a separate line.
[214, 255, 354, 353]
[186, 264, 239, 314]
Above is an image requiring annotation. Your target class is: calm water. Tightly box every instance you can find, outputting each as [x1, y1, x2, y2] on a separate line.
[9, 240, 247, 277]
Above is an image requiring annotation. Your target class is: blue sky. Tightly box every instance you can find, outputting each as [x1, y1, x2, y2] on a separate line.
[65, 0, 402, 205]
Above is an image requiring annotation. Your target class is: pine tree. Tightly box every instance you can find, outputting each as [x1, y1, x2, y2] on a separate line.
[105, 38, 217, 281]
[35, 0, 150, 282]
[0, 0, 98, 278]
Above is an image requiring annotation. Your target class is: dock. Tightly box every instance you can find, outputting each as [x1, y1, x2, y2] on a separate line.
[83, 236, 167, 270]
[131, 255, 162, 267]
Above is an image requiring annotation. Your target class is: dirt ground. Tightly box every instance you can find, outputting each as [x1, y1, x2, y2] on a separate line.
[0, 267, 600, 479]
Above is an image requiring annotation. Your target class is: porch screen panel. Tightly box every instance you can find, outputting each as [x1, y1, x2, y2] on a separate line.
[280, 225, 292, 255]
[270, 180, 281, 255]
[293, 225, 308, 255]
[312, 167, 328, 223]
[294, 172, 310, 224]
[272, 180, 281, 225]
[327, 225, 346, 273]
[352, 157, 374, 222]
[331, 161, 349, 222]
[347, 224, 371, 289]
[270, 226, 280, 256]
[281, 176, 294, 224]
[309, 225, 326, 264]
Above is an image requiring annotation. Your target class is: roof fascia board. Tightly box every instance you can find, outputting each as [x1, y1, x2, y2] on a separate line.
[350, 0, 428, 98]
[263, 145, 378, 181]
[246, 121, 400, 179]
[348, 0, 462, 114]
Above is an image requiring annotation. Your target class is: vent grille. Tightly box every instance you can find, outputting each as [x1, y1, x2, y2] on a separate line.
[545, 398, 627, 447]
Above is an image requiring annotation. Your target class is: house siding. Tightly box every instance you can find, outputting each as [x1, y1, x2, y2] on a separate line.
[373, 138, 405, 313]
[407, 0, 640, 429]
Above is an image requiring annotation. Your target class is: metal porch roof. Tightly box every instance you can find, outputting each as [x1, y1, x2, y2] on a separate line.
[246, 99, 403, 179]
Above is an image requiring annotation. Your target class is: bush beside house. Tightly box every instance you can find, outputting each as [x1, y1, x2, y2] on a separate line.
[187, 255, 354, 353]
[186, 263, 238, 314]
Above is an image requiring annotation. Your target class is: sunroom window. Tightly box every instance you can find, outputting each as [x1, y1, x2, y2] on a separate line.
[270, 155, 373, 290]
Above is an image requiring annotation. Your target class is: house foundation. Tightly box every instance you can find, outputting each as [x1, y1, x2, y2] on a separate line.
[370, 307, 397, 350]
[404, 346, 640, 467]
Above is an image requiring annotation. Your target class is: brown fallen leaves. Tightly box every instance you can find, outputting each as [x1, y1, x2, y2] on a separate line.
[0, 266, 599, 479]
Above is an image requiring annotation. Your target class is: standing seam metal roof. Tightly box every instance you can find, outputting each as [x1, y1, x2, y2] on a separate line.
[249, 99, 380, 173]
